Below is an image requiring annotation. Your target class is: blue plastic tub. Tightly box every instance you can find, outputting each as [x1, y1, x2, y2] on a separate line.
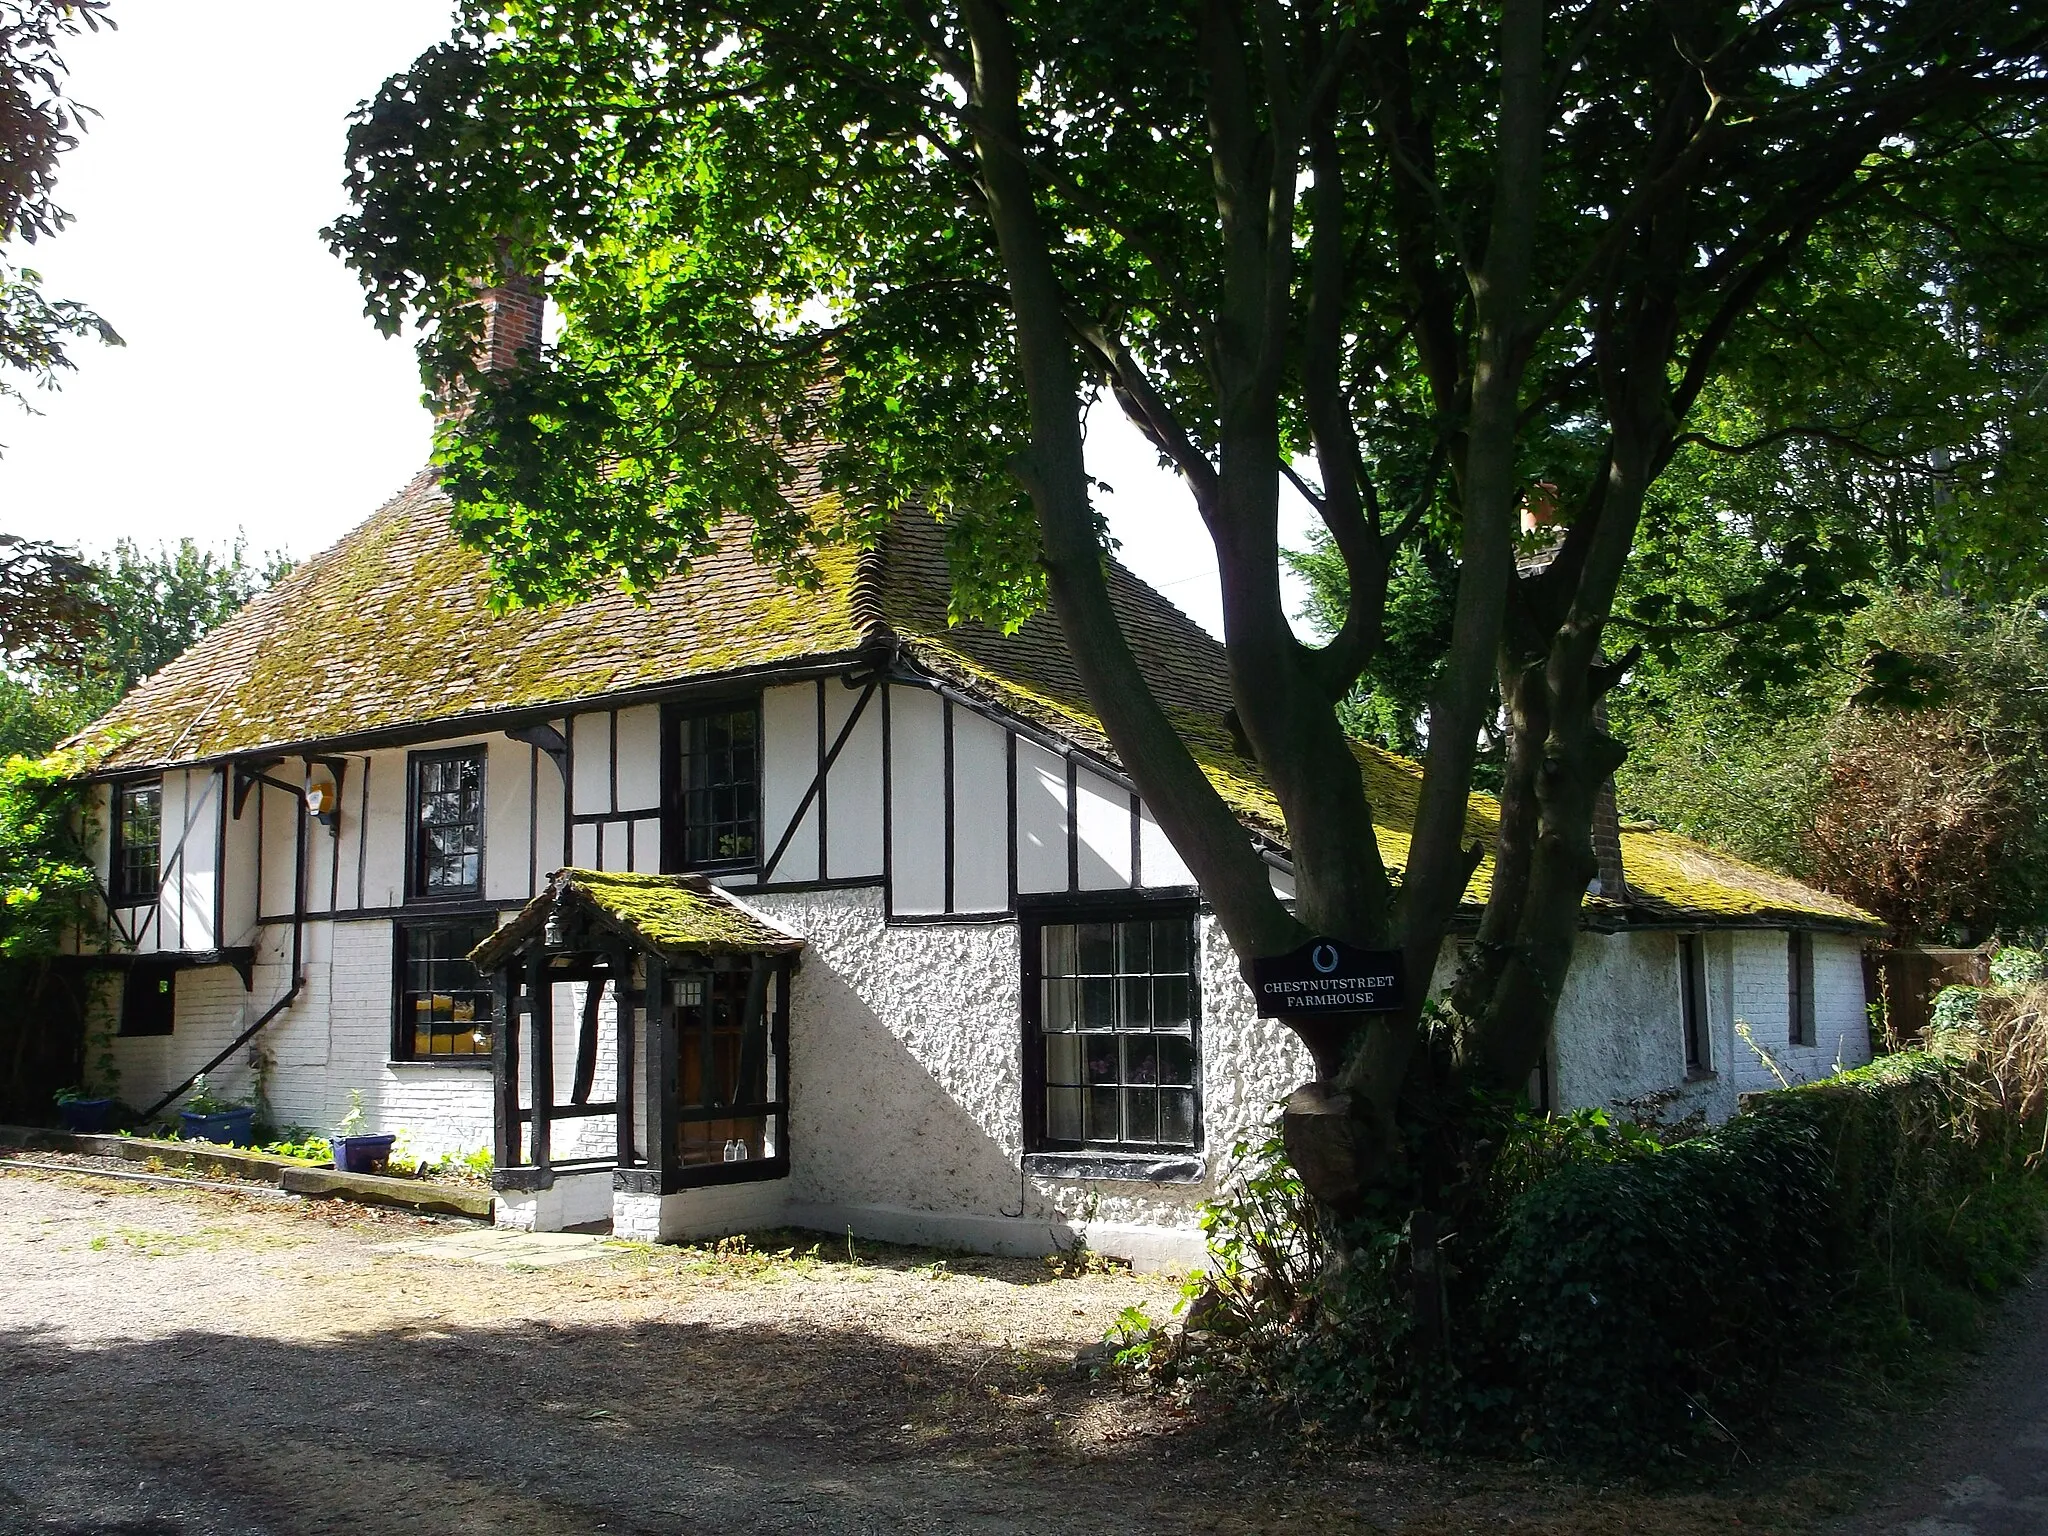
[179, 1106, 256, 1147]
[56, 1097, 114, 1134]
[331, 1133, 397, 1174]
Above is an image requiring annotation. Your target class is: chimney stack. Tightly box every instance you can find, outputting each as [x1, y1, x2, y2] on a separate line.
[479, 270, 545, 376]
[1589, 695, 1628, 901]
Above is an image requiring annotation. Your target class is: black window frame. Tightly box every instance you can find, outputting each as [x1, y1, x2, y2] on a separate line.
[1787, 931, 1817, 1047]
[391, 915, 500, 1063]
[405, 746, 487, 903]
[119, 959, 177, 1037]
[109, 777, 163, 908]
[1680, 933, 1712, 1073]
[661, 697, 763, 874]
[1021, 896, 1203, 1158]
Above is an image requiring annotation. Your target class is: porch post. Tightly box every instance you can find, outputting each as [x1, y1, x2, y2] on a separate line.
[648, 963, 678, 1187]
[527, 951, 553, 1177]
[493, 965, 521, 1169]
[614, 945, 638, 1169]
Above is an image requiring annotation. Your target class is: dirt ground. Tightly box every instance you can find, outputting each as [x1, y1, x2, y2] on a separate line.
[0, 1161, 2021, 1535]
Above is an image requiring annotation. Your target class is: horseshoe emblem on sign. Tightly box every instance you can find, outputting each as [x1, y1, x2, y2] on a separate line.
[1311, 943, 1341, 974]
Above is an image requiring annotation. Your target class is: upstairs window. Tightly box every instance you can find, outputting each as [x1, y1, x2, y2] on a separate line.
[666, 702, 760, 869]
[110, 778, 161, 907]
[1787, 931, 1816, 1047]
[409, 748, 485, 900]
[1025, 904, 1200, 1155]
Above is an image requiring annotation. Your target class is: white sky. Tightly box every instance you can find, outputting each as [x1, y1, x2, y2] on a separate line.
[0, 1, 1314, 641]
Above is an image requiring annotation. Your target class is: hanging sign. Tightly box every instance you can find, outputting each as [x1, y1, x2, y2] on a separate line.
[1251, 938, 1404, 1019]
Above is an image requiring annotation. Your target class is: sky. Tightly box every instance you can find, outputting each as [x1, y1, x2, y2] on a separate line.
[0, 2, 1315, 641]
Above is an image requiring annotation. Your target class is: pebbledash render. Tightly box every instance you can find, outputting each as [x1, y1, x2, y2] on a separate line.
[63, 472, 1881, 1268]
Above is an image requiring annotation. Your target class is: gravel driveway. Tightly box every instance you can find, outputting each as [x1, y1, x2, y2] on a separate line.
[2, 1160, 2019, 1535]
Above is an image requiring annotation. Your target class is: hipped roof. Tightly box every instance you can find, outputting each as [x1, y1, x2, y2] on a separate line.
[72, 470, 1878, 932]
[471, 868, 804, 972]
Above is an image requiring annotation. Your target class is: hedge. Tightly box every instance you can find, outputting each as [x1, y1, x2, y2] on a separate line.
[1482, 1050, 2047, 1457]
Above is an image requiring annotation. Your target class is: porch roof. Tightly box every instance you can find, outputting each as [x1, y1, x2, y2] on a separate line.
[470, 869, 804, 973]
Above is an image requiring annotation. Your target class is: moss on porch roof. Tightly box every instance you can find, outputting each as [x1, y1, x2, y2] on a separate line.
[471, 869, 804, 972]
[75, 467, 1876, 932]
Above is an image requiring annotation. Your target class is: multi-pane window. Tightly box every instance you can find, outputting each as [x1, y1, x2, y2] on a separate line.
[1680, 934, 1711, 1071]
[409, 749, 484, 898]
[1029, 909, 1199, 1154]
[110, 779, 161, 906]
[1787, 931, 1816, 1047]
[395, 918, 497, 1059]
[672, 704, 759, 868]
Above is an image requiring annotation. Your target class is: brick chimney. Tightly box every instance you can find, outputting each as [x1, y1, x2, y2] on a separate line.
[478, 270, 544, 375]
[1589, 695, 1628, 901]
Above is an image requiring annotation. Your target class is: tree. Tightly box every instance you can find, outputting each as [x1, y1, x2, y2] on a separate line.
[0, 535, 288, 760]
[1, 0, 118, 422]
[329, 0, 2048, 1207]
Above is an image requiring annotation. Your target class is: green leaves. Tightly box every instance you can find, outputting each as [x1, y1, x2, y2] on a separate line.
[0, 748, 92, 961]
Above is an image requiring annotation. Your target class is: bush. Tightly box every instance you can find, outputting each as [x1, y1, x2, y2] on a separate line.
[1162, 1040, 2048, 1461]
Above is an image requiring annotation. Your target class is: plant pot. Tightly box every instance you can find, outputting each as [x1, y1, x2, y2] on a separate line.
[179, 1106, 255, 1147]
[331, 1133, 397, 1175]
[56, 1098, 114, 1134]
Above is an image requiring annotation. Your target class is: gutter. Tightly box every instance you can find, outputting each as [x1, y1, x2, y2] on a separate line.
[138, 770, 310, 1123]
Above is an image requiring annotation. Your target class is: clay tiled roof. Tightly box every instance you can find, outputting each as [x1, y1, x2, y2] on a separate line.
[73, 471, 1876, 930]
[73, 469, 876, 771]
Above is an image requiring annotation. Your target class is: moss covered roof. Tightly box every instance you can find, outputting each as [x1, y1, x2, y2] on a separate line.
[471, 868, 805, 971]
[78, 467, 1876, 932]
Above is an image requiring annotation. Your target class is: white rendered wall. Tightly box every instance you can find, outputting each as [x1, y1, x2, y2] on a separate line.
[1545, 927, 1870, 1123]
[1727, 929, 1873, 1093]
[745, 886, 1311, 1270]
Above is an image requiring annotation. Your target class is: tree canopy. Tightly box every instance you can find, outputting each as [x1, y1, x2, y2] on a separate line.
[0, 0, 118, 423]
[0, 535, 288, 761]
[331, 0, 2048, 1204]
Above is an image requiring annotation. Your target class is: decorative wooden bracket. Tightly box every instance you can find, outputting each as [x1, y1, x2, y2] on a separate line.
[506, 722, 570, 784]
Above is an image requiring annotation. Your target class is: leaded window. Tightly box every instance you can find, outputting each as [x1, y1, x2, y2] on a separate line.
[409, 749, 484, 898]
[1028, 908, 1200, 1154]
[395, 918, 497, 1059]
[670, 704, 759, 868]
[110, 779, 161, 906]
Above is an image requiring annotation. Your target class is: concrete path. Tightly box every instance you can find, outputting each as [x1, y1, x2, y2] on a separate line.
[1842, 1274, 2048, 1535]
[374, 1227, 619, 1268]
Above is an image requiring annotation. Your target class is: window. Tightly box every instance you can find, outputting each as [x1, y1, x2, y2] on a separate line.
[394, 918, 497, 1059]
[409, 749, 485, 899]
[670, 959, 786, 1172]
[1788, 931, 1817, 1047]
[665, 702, 759, 869]
[110, 778, 161, 906]
[1025, 905, 1200, 1154]
[120, 960, 176, 1037]
[1680, 934, 1711, 1072]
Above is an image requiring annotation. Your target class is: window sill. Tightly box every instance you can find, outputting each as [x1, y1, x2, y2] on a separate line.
[386, 1057, 494, 1071]
[1023, 1151, 1205, 1184]
[1684, 1066, 1719, 1082]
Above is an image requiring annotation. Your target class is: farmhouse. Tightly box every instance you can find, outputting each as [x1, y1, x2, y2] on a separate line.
[60, 320, 1879, 1269]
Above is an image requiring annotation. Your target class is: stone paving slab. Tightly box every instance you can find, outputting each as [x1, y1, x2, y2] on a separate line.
[375, 1227, 622, 1268]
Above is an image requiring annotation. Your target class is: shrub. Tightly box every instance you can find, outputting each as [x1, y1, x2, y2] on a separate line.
[1163, 1042, 2048, 1461]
